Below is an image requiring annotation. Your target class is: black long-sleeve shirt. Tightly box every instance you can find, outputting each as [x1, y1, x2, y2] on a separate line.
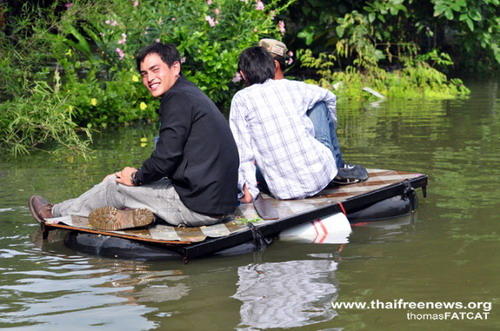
[134, 76, 239, 215]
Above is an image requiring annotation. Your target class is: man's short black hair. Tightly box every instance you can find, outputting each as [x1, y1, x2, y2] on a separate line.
[238, 46, 275, 86]
[135, 42, 181, 72]
[273, 55, 287, 71]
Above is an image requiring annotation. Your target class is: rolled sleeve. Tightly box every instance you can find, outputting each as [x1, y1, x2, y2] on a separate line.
[230, 95, 259, 200]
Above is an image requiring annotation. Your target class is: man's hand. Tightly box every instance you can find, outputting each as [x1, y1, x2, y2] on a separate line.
[104, 167, 138, 186]
[239, 184, 253, 204]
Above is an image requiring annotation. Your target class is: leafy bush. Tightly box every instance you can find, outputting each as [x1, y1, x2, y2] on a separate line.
[286, 0, 499, 73]
[45, 0, 294, 107]
[295, 4, 471, 102]
[298, 48, 470, 102]
[0, 0, 294, 155]
[0, 80, 91, 156]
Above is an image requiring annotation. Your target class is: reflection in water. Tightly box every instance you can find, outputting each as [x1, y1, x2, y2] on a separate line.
[350, 212, 419, 243]
[0, 230, 189, 330]
[233, 259, 339, 329]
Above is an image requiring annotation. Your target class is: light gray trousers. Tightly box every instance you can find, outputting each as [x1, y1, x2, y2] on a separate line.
[52, 176, 221, 227]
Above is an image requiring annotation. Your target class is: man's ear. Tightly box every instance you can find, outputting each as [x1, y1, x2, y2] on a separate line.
[171, 61, 181, 76]
[239, 70, 248, 83]
[274, 59, 280, 71]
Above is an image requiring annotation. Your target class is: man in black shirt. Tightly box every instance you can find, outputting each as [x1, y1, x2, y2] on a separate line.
[29, 43, 239, 230]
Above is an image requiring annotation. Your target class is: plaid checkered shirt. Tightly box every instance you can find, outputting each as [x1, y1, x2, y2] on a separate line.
[229, 79, 338, 200]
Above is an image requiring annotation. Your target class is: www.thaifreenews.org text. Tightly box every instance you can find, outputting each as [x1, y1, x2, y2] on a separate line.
[331, 299, 492, 320]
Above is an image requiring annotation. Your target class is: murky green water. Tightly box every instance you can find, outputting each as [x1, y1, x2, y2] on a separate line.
[1, 79, 498, 330]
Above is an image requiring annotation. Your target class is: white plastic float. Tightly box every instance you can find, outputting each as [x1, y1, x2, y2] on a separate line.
[279, 212, 351, 244]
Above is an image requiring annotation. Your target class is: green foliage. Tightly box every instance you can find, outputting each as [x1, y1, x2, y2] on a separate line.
[56, 60, 158, 127]
[334, 11, 387, 69]
[0, 33, 23, 102]
[0, 79, 91, 156]
[431, 0, 500, 70]
[295, 2, 471, 101]
[53, 0, 294, 105]
[286, 0, 499, 73]
[0, 4, 56, 102]
[0, 0, 294, 155]
[234, 216, 262, 224]
[298, 48, 470, 102]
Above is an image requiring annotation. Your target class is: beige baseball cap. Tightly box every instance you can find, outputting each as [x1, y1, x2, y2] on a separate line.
[259, 38, 287, 57]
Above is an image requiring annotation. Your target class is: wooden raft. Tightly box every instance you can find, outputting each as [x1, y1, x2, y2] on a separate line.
[40, 169, 427, 246]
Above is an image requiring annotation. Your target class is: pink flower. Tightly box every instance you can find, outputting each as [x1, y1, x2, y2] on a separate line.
[117, 33, 127, 44]
[207, 0, 213, 4]
[181, 57, 186, 64]
[214, 8, 220, 15]
[278, 20, 285, 34]
[115, 47, 125, 60]
[255, 1, 264, 10]
[133, 1, 139, 7]
[287, 51, 294, 65]
[155, 38, 161, 42]
[65, 3, 73, 9]
[105, 20, 111, 25]
[205, 15, 215, 27]
[232, 72, 242, 83]
[111, 20, 119, 26]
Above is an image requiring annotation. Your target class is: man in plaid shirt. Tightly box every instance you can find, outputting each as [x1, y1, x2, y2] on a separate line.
[230, 46, 340, 203]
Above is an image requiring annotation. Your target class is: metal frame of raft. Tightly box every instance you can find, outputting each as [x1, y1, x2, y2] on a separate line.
[39, 169, 428, 261]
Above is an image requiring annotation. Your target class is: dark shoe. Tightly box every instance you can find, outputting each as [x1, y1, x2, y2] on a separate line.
[29, 195, 54, 224]
[330, 163, 369, 185]
[88, 206, 155, 231]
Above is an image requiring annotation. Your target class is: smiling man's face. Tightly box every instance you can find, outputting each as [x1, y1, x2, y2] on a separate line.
[140, 53, 180, 98]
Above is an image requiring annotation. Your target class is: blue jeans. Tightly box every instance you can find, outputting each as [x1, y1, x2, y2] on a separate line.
[307, 102, 344, 168]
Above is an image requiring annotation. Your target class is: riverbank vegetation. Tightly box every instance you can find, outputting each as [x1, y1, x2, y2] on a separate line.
[0, 0, 498, 155]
